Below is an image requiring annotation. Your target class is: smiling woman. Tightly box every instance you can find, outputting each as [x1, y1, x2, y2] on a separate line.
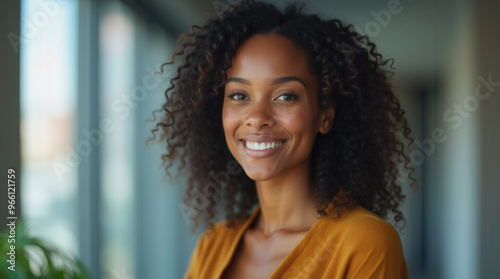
[150, 1, 417, 278]
[223, 33, 332, 183]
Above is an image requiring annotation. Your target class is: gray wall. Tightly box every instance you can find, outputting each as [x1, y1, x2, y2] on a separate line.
[0, 0, 21, 232]
[476, 0, 500, 277]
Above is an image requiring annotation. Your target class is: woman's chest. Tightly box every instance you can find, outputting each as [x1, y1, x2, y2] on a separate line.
[221, 231, 308, 279]
[221, 242, 288, 279]
[221, 251, 285, 279]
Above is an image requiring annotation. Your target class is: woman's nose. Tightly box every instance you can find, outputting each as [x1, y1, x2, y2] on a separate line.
[245, 103, 275, 130]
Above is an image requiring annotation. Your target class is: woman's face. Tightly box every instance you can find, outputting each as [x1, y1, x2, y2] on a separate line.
[222, 33, 332, 182]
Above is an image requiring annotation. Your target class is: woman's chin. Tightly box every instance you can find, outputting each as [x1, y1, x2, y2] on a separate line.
[242, 167, 279, 182]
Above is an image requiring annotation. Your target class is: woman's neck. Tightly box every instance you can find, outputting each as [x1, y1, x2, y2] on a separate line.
[252, 158, 320, 236]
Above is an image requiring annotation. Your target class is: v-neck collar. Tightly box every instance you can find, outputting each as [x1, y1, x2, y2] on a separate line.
[218, 204, 327, 278]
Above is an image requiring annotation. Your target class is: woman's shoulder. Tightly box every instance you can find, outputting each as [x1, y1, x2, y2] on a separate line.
[320, 204, 404, 252]
[309, 205, 408, 278]
[184, 216, 251, 278]
[196, 212, 254, 249]
[197, 220, 238, 245]
[338, 205, 399, 230]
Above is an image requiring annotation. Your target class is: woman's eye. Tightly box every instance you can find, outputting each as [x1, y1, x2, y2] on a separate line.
[228, 93, 248, 100]
[276, 93, 298, 101]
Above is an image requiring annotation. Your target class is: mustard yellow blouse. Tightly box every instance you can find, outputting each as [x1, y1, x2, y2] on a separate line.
[184, 202, 409, 278]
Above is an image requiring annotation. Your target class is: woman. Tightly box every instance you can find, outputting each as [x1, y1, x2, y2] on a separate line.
[151, 1, 417, 278]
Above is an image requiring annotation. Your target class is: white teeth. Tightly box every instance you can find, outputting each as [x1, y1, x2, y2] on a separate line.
[244, 141, 284, 150]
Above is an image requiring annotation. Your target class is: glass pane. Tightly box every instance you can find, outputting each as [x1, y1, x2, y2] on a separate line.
[20, 0, 79, 255]
[98, 1, 136, 277]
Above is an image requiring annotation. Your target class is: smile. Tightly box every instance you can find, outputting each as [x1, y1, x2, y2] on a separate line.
[239, 139, 287, 159]
[245, 141, 284, 150]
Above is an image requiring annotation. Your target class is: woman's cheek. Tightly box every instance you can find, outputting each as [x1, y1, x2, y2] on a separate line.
[222, 106, 238, 130]
[222, 107, 241, 154]
[279, 107, 313, 133]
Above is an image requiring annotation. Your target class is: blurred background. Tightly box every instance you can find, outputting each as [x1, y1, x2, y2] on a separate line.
[1, 0, 499, 278]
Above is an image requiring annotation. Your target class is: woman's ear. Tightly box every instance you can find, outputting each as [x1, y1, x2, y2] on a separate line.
[318, 102, 335, 134]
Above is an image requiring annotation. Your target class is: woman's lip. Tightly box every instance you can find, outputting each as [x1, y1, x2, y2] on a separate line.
[239, 136, 286, 142]
[240, 140, 286, 159]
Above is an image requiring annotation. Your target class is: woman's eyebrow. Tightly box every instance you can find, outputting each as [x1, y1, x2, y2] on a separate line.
[226, 76, 307, 89]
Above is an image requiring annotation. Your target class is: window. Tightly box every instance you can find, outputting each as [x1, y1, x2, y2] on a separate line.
[21, 0, 79, 257]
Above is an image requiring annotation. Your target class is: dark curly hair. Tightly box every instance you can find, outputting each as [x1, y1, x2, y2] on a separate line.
[150, 0, 418, 234]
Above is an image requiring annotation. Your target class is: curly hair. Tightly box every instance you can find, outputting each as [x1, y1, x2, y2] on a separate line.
[150, 0, 418, 234]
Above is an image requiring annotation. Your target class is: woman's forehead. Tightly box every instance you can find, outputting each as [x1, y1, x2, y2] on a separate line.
[226, 33, 315, 79]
